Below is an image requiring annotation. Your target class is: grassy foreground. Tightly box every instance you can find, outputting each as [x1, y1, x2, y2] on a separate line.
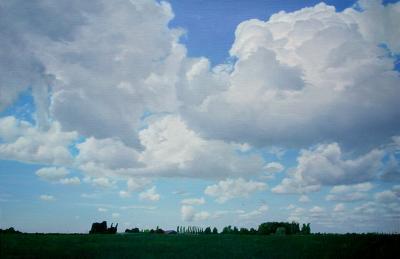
[1, 233, 399, 258]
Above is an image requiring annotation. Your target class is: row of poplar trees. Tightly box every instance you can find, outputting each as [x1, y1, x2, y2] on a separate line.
[176, 226, 218, 234]
[176, 222, 311, 235]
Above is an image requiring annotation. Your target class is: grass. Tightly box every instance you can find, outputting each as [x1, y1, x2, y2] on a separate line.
[1, 233, 399, 258]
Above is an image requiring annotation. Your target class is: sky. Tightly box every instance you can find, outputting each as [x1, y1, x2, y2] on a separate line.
[0, 0, 400, 234]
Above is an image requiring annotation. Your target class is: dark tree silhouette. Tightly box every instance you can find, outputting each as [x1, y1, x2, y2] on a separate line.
[301, 223, 311, 234]
[204, 227, 212, 234]
[258, 222, 304, 235]
[222, 225, 233, 234]
[212, 227, 218, 234]
[155, 226, 165, 234]
[0, 227, 22, 234]
[239, 228, 250, 234]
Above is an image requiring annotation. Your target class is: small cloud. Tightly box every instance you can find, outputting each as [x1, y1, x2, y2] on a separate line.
[172, 190, 190, 196]
[309, 206, 325, 215]
[139, 186, 160, 202]
[268, 147, 286, 160]
[326, 192, 367, 202]
[91, 177, 114, 188]
[127, 178, 151, 192]
[119, 190, 131, 198]
[112, 213, 120, 219]
[237, 143, 251, 152]
[181, 205, 195, 221]
[59, 177, 80, 185]
[333, 203, 345, 212]
[299, 195, 310, 203]
[39, 194, 55, 201]
[325, 183, 373, 202]
[238, 204, 268, 220]
[264, 162, 284, 174]
[120, 205, 157, 210]
[81, 193, 98, 199]
[194, 211, 210, 221]
[98, 207, 108, 212]
[374, 190, 398, 203]
[181, 197, 205, 206]
[205, 178, 266, 203]
[36, 167, 69, 181]
[286, 204, 296, 210]
[330, 182, 373, 193]
[180, 205, 210, 222]
[287, 206, 306, 222]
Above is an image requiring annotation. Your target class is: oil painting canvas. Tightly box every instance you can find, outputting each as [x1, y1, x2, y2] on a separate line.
[1, 0, 399, 258]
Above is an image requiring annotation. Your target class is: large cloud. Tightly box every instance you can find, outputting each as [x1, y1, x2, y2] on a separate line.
[76, 137, 143, 178]
[137, 115, 265, 179]
[180, 1, 400, 151]
[0, 116, 77, 165]
[71, 115, 266, 187]
[0, 0, 101, 127]
[1, 0, 400, 196]
[1, 0, 185, 145]
[43, 0, 185, 146]
[272, 143, 383, 193]
[3, 0, 400, 154]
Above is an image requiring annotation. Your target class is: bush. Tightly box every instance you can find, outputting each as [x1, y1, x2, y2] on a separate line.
[258, 222, 304, 235]
[125, 228, 140, 233]
[239, 228, 250, 235]
[275, 227, 286, 235]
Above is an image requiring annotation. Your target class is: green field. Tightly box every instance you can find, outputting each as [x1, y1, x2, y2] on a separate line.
[1, 233, 399, 258]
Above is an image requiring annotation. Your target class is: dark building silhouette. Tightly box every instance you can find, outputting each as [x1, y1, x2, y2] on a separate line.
[89, 221, 118, 234]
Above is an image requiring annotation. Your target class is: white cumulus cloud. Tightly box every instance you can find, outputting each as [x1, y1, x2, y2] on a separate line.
[264, 162, 285, 174]
[36, 167, 69, 181]
[180, 205, 210, 222]
[238, 204, 269, 220]
[272, 143, 383, 194]
[0, 117, 77, 166]
[181, 197, 205, 206]
[180, 1, 400, 151]
[204, 178, 266, 203]
[139, 186, 160, 202]
[39, 194, 55, 201]
[326, 182, 373, 202]
[59, 177, 81, 185]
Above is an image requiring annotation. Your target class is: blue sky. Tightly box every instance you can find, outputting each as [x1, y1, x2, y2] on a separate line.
[0, 0, 400, 233]
[169, 0, 361, 64]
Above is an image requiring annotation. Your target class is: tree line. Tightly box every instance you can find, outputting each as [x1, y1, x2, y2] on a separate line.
[124, 222, 311, 235]
[258, 222, 311, 235]
[0, 227, 22, 234]
[176, 226, 218, 234]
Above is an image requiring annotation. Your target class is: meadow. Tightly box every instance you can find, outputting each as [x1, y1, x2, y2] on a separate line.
[1, 233, 399, 258]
